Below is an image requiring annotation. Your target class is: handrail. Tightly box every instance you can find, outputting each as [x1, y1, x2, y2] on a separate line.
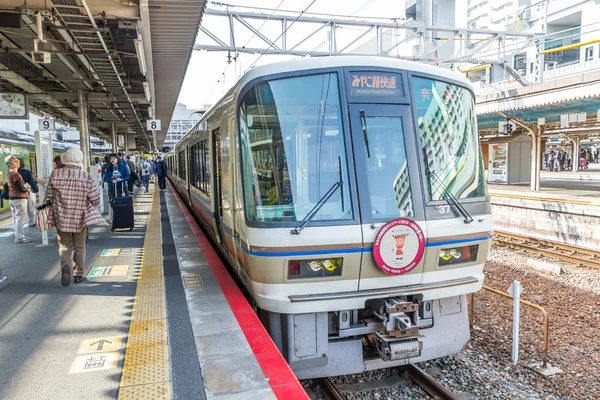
[470, 285, 549, 367]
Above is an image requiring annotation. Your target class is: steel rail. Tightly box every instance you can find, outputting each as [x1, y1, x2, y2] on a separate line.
[313, 378, 345, 400]
[493, 231, 600, 269]
[401, 364, 460, 400]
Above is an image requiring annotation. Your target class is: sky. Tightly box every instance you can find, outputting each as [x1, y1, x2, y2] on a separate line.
[176, 0, 405, 109]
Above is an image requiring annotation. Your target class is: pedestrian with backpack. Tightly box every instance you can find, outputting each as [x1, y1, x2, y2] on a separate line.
[139, 158, 151, 193]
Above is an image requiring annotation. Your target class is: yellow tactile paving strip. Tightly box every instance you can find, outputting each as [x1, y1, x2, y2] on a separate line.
[119, 189, 171, 400]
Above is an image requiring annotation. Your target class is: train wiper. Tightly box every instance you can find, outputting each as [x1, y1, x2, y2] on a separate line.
[422, 149, 473, 224]
[435, 175, 474, 224]
[291, 174, 343, 235]
[360, 109, 371, 158]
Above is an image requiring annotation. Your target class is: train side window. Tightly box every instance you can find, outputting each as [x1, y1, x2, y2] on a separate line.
[199, 140, 205, 193]
[178, 150, 186, 180]
[204, 138, 211, 194]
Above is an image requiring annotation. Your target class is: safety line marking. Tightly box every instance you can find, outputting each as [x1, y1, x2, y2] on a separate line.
[118, 188, 171, 400]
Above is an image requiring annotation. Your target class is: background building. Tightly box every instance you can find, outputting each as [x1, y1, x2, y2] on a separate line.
[163, 103, 209, 152]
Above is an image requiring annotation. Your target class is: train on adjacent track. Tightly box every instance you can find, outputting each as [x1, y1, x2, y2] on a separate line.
[167, 56, 492, 378]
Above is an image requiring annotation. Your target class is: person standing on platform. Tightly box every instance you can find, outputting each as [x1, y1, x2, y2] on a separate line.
[104, 153, 130, 201]
[155, 156, 168, 190]
[4, 155, 32, 244]
[47, 148, 102, 286]
[149, 158, 156, 184]
[18, 159, 39, 228]
[93, 157, 103, 186]
[139, 158, 151, 193]
[126, 155, 138, 194]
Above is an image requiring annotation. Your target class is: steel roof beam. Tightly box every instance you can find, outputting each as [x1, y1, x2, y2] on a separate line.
[196, 8, 535, 61]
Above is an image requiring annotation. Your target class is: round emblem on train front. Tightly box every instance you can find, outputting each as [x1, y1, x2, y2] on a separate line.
[373, 218, 425, 275]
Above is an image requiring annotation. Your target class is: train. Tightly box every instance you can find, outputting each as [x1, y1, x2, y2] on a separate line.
[167, 56, 492, 378]
[0, 134, 79, 213]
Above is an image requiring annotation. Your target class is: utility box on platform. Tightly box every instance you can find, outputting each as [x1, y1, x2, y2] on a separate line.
[487, 135, 531, 184]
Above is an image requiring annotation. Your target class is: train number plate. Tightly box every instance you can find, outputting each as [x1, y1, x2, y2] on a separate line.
[388, 340, 422, 361]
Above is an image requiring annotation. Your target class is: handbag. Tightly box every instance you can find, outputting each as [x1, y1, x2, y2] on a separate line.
[84, 206, 108, 226]
[35, 198, 53, 232]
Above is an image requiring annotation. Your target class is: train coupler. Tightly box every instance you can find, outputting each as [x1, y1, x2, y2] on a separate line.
[374, 297, 422, 361]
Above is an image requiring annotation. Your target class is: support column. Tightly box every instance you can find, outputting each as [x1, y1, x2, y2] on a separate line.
[530, 128, 538, 191]
[572, 136, 580, 172]
[112, 122, 118, 153]
[77, 89, 90, 172]
[124, 133, 129, 155]
[536, 126, 543, 191]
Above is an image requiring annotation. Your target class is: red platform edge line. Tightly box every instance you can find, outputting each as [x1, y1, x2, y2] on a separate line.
[168, 181, 309, 400]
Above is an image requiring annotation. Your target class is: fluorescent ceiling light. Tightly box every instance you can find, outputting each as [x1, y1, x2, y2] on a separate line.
[135, 38, 146, 76]
[143, 81, 151, 103]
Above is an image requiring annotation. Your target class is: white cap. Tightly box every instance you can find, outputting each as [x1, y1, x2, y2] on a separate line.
[61, 148, 84, 168]
[4, 155, 16, 166]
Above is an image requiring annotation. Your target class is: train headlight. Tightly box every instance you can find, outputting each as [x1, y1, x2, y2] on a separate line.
[288, 258, 343, 280]
[438, 245, 479, 266]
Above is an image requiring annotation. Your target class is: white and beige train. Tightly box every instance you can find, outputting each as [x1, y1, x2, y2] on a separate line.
[167, 56, 492, 379]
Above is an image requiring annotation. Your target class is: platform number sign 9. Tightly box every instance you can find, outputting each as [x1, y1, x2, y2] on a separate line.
[39, 119, 55, 131]
[147, 119, 161, 131]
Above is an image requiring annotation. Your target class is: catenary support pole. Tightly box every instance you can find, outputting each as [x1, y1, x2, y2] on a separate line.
[77, 89, 90, 172]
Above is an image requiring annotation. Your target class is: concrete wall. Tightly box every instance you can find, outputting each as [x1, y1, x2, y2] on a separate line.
[492, 195, 600, 251]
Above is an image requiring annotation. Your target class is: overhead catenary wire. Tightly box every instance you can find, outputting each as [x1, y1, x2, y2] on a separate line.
[244, 0, 319, 73]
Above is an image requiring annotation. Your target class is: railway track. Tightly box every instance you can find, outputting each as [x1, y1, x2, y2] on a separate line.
[493, 231, 600, 269]
[313, 365, 459, 400]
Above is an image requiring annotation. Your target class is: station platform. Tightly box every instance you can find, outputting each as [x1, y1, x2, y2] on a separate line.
[0, 184, 306, 400]
[488, 175, 600, 251]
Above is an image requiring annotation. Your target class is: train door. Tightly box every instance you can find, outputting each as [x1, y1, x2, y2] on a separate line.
[348, 104, 426, 290]
[213, 127, 238, 262]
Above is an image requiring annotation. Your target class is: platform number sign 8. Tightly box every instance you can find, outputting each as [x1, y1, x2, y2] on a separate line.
[146, 119, 161, 131]
[38, 119, 55, 131]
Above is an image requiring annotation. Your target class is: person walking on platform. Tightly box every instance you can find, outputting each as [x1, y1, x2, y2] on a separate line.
[104, 153, 130, 201]
[18, 158, 39, 227]
[47, 148, 102, 286]
[140, 157, 151, 193]
[155, 156, 168, 190]
[4, 155, 32, 243]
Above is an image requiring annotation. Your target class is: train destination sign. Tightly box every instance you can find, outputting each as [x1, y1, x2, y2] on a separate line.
[373, 218, 425, 275]
[349, 72, 404, 97]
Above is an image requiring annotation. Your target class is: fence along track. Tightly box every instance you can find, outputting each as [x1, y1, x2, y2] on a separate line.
[493, 231, 600, 269]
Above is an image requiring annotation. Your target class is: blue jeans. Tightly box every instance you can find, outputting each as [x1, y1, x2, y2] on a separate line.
[141, 175, 150, 191]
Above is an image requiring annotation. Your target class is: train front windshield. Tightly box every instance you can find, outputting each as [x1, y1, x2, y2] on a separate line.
[239, 73, 352, 223]
[238, 70, 487, 224]
[412, 77, 487, 201]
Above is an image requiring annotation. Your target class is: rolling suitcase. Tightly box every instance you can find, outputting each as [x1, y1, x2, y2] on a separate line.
[110, 182, 134, 232]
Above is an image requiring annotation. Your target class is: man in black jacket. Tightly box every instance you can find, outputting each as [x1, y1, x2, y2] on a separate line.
[18, 159, 39, 227]
[155, 156, 168, 190]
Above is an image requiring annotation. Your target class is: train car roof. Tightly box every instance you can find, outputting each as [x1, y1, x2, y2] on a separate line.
[238, 56, 473, 92]
[176, 56, 473, 150]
